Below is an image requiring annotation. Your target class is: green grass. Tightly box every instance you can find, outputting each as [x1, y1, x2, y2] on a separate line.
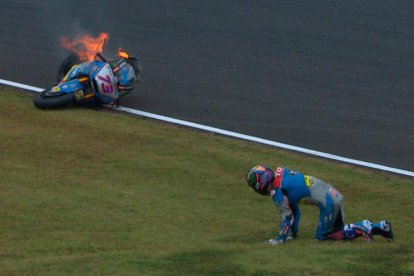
[1, 87, 413, 275]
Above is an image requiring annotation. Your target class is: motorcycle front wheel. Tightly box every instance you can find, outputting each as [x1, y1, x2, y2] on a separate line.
[33, 88, 75, 109]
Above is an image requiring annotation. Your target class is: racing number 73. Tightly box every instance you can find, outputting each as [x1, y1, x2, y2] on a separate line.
[98, 75, 114, 93]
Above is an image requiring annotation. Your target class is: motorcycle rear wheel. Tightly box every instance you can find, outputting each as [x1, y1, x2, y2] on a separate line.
[33, 88, 75, 109]
[57, 53, 81, 82]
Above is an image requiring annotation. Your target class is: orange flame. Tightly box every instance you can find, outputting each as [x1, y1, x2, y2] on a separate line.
[60, 33, 109, 61]
[117, 49, 130, 59]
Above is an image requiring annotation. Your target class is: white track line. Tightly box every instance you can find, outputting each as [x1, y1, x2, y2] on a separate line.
[1, 78, 413, 177]
[0, 79, 44, 92]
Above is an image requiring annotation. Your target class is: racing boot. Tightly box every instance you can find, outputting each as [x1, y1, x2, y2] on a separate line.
[371, 220, 393, 242]
[286, 230, 297, 241]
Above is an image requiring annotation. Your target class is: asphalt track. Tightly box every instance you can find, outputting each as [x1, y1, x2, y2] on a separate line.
[1, 1, 413, 172]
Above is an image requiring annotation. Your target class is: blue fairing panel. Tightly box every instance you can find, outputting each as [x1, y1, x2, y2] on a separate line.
[63, 61, 105, 81]
[50, 79, 85, 94]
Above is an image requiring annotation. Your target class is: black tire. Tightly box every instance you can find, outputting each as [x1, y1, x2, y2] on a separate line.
[57, 53, 81, 82]
[33, 88, 76, 109]
[128, 57, 143, 82]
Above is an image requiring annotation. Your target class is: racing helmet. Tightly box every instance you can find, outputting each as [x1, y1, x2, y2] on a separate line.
[246, 165, 274, 196]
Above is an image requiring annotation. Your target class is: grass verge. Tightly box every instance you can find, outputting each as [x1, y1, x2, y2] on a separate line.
[1, 87, 413, 275]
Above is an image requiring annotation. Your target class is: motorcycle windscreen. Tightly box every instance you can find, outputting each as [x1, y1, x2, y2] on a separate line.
[94, 63, 119, 99]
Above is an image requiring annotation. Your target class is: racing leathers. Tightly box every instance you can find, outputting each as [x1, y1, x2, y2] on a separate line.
[268, 167, 344, 243]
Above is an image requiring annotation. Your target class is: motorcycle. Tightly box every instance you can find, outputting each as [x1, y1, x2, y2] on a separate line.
[33, 50, 142, 109]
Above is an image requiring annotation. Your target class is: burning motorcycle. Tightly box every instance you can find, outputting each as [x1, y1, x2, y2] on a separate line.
[33, 50, 142, 109]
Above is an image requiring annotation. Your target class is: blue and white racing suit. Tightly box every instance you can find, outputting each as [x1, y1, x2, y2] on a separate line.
[271, 167, 345, 241]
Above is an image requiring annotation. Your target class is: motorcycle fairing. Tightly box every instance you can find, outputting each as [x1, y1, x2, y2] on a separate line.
[54, 60, 120, 104]
[63, 61, 93, 82]
[46, 79, 85, 96]
[91, 63, 119, 101]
